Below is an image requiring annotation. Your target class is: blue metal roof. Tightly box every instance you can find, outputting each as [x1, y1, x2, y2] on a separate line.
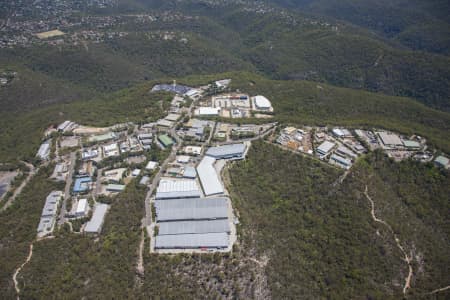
[73, 177, 92, 193]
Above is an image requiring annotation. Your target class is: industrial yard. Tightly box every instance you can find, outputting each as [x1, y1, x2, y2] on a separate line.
[3, 77, 449, 254]
[276, 126, 446, 170]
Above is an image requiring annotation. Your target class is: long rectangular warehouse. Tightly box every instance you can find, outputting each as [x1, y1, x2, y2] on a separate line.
[196, 156, 224, 196]
[156, 197, 228, 222]
[158, 219, 230, 235]
[155, 232, 229, 249]
[205, 143, 246, 159]
[155, 179, 201, 200]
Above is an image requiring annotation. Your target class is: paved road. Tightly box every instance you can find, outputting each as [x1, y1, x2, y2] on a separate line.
[58, 152, 76, 225]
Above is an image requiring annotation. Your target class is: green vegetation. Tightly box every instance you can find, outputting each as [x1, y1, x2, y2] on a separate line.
[227, 141, 449, 298]
[0, 165, 62, 298]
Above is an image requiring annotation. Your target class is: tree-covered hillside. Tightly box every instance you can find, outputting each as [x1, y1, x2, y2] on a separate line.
[267, 0, 450, 55]
[227, 141, 449, 298]
[1, 0, 450, 112]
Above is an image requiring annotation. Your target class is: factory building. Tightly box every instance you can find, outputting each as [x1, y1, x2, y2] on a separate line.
[316, 141, 336, 157]
[332, 128, 352, 138]
[158, 134, 174, 148]
[155, 232, 229, 249]
[197, 156, 224, 196]
[377, 132, 403, 147]
[434, 156, 449, 169]
[106, 184, 126, 192]
[36, 140, 51, 160]
[75, 198, 89, 218]
[158, 219, 230, 235]
[155, 197, 229, 222]
[84, 203, 109, 234]
[330, 154, 352, 169]
[194, 107, 220, 116]
[336, 146, 357, 159]
[37, 191, 63, 237]
[252, 95, 272, 110]
[155, 179, 201, 200]
[73, 176, 92, 193]
[205, 143, 246, 159]
[88, 132, 117, 143]
[182, 166, 197, 179]
[145, 161, 159, 171]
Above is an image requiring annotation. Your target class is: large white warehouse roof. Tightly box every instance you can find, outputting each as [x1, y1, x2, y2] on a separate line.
[205, 143, 246, 159]
[155, 197, 228, 222]
[254, 95, 272, 109]
[155, 232, 229, 249]
[197, 156, 224, 196]
[156, 179, 201, 200]
[158, 219, 230, 235]
[84, 203, 109, 234]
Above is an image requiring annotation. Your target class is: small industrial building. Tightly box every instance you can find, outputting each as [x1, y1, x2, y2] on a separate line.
[403, 140, 421, 150]
[330, 154, 352, 169]
[205, 143, 246, 159]
[182, 166, 197, 179]
[336, 146, 357, 159]
[158, 134, 174, 148]
[316, 141, 336, 156]
[155, 232, 229, 249]
[103, 143, 119, 157]
[434, 156, 449, 168]
[146, 161, 159, 171]
[194, 107, 220, 116]
[332, 128, 352, 138]
[75, 198, 89, 218]
[103, 168, 127, 183]
[37, 140, 51, 160]
[88, 132, 117, 143]
[197, 156, 224, 196]
[377, 132, 403, 147]
[73, 177, 92, 193]
[177, 155, 191, 164]
[165, 113, 181, 122]
[183, 146, 202, 156]
[106, 184, 126, 192]
[139, 176, 150, 185]
[82, 149, 98, 160]
[84, 203, 109, 234]
[156, 119, 174, 128]
[155, 179, 201, 200]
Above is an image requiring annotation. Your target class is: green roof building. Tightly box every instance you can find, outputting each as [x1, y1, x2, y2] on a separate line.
[158, 134, 174, 147]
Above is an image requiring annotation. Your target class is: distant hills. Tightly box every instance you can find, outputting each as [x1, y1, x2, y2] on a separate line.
[1, 0, 449, 112]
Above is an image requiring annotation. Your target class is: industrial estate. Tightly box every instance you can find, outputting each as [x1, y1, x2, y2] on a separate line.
[2, 78, 448, 255]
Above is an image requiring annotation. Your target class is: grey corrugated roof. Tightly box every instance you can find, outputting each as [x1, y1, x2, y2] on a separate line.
[197, 156, 224, 196]
[205, 144, 246, 158]
[156, 179, 201, 199]
[158, 219, 230, 235]
[84, 203, 109, 233]
[155, 232, 229, 249]
[155, 197, 228, 222]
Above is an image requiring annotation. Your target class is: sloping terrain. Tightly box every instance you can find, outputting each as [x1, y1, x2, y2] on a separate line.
[227, 141, 450, 298]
